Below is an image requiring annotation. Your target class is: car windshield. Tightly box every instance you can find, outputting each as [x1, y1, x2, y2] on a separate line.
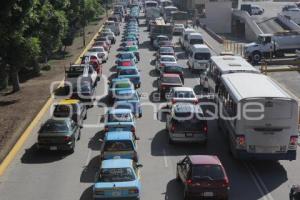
[119, 69, 137, 75]
[53, 104, 77, 117]
[161, 57, 175, 62]
[158, 37, 168, 42]
[194, 52, 211, 60]
[115, 82, 131, 89]
[119, 53, 134, 59]
[174, 91, 195, 98]
[162, 76, 181, 84]
[104, 140, 134, 151]
[40, 121, 69, 133]
[98, 168, 135, 182]
[190, 39, 203, 45]
[160, 47, 173, 53]
[192, 165, 225, 180]
[108, 113, 132, 122]
[89, 48, 104, 52]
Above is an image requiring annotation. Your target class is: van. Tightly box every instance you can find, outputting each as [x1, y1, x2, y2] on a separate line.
[179, 28, 195, 49]
[187, 44, 211, 71]
[187, 32, 204, 52]
[104, 21, 120, 35]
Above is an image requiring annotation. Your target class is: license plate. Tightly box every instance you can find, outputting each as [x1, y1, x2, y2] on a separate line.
[203, 192, 213, 197]
[50, 146, 57, 151]
[185, 133, 193, 137]
[112, 191, 121, 197]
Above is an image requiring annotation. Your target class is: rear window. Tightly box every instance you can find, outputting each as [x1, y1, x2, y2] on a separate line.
[119, 53, 134, 59]
[40, 121, 69, 133]
[115, 82, 131, 89]
[54, 104, 77, 117]
[160, 47, 173, 53]
[164, 66, 183, 73]
[192, 165, 225, 180]
[162, 76, 181, 84]
[161, 57, 175, 62]
[174, 91, 195, 98]
[108, 113, 132, 122]
[104, 140, 134, 151]
[194, 52, 211, 60]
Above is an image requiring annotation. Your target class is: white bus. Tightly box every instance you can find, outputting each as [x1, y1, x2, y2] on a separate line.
[217, 73, 298, 160]
[200, 55, 259, 92]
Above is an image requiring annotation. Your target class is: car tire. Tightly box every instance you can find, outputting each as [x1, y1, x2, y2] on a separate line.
[252, 51, 261, 64]
[139, 113, 142, 118]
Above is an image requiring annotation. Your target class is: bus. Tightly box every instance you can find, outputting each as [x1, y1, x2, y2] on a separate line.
[200, 55, 259, 93]
[170, 10, 189, 26]
[217, 73, 298, 160]
[162, 6, 178, 23]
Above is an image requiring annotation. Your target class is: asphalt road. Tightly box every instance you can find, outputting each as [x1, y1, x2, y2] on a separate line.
[245, 0, 288, 33]
[0, 14, 300, 200]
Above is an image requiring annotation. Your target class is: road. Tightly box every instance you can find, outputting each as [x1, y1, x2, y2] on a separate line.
[0, 13, 300, 200]
[245, 0, 288, 33]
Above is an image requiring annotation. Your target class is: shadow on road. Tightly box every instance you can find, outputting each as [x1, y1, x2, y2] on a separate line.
[149, 69, 159, 77]
[21, 144, 70, 164]
[88, 131, 104, 151]
[80, 155, 100, 183]
[164, 179, 183, 200]
[79, 185, 93, 200]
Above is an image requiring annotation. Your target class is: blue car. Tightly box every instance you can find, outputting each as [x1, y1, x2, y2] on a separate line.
[114, 89, 142, 118]
[108, 78, 134, 99]
[101, 131, 139, 162]
[93, 159, 142, 200]
[103, 109, 136, 135]
[117, 66, 141, 88]
[115, 52, 137, 64]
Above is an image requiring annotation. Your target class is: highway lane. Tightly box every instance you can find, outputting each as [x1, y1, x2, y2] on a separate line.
[0, 13, 299, 200]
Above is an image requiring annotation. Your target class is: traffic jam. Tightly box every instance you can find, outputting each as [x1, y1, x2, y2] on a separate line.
[26, 1, 300, 200]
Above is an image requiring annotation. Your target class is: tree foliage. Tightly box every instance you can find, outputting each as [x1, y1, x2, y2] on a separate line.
[0, 0, 105, 91]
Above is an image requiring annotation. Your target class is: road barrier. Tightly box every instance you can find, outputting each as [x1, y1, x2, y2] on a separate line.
[223, 40, 245, 57]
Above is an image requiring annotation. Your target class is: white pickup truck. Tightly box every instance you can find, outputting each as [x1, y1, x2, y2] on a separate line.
[244, 31, 300, 63]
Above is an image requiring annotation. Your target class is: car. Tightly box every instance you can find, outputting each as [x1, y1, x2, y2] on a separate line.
[173, 24, 185, 35]
[100, 32, 116, 44]
[121, 45, 140, 61]
[81, 52, 103, 65]
[117, 66, 141, 88]
[123, 35, 139, 45]
[251, 5, 264, 15]
[93, 159, 142, 200]
[120, 41, 138, 47]
[37, 118, 81, 152]
[156, 47, 175, 58]
[103, 109, 136, 135]
[153, 35, 169, 50]
[114, 89, 143, 118]
[100, 131, 139, 162]
[157, 73, 183, 99]
[71, 81, 95, 103]
[176, 155, 229, 200]
[282, 4, 298, 11]
[108, 78, 134, 99]
[166, 103, 207, 144]
[116, 52, 138, 64]
[85, 58, 103, 75]
[53, 99, 87, 126]
[65, 64, 98, 89]
[95, 36, 111, 48]
[160, 63, 184, 83]
[168, 87, 198, 105]
[93, 41, 110, 52]
[116, 59, 136, 70]
[156, 55, 177, 72]
[88, 46, 109, 62]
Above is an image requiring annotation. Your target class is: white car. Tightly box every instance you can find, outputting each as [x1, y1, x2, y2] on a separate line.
[156, 55, 177, 71]
[82, 52, 103, 64]
[99, 32, 116, 44]
[168, 87, 198, 104]
[173, 24, 185, 35]
[88, 46, 108, 62]
[251, 5, 264, 15]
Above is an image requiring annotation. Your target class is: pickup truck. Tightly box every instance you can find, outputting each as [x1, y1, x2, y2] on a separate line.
[65, 64, 98, 89]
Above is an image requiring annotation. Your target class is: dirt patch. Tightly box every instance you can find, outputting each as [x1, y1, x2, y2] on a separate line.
[0, 17, 107, 163]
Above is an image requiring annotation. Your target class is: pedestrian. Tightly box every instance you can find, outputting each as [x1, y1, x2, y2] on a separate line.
[196, 18, 200, 28]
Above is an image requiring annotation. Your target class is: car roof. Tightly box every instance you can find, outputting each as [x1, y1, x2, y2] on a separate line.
[162, 73, 180, 78]
[105, 131, 134, 141]
[172, 87, 193, 92]
[108, 108, 132, 114]
[157, 35, 169, 38]
[101, 159, 133, 169]
[57, 99, 80, 105]
[189, 155, 222, 165]
[112, 77, 131, 82]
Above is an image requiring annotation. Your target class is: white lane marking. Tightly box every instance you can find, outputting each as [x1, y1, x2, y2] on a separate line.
[248, 163, 275, 200]
[243, 162, 269, 200]
[163, 149, 168, 168]
[84, 149, 92, 168]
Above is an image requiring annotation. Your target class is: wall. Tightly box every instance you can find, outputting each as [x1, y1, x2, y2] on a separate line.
[201, 2, 232, 33]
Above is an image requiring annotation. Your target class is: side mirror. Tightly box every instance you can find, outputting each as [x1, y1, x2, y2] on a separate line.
[136, 164, 143, 168]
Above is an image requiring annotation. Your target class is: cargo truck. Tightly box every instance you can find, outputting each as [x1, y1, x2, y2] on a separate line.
[244, 31, 300, 63]
[149, 17, 173, 44]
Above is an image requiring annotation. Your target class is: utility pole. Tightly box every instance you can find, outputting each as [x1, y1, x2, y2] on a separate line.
[82, 0, 86, 47]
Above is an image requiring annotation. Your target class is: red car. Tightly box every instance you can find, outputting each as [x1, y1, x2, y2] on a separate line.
[176, 155, 229, 200]
[93, 41, 109, 52]
[116, 59, 135, 67]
